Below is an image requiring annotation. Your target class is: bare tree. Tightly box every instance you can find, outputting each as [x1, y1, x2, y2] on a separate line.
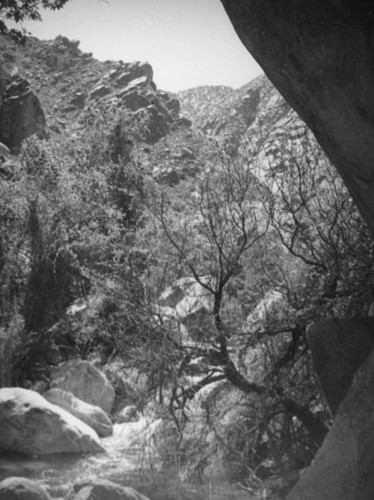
[262, 125, 374, 317]
[144, 147, 329, 455]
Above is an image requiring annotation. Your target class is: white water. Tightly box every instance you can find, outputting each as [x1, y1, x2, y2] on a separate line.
[0, 418, 257, 499]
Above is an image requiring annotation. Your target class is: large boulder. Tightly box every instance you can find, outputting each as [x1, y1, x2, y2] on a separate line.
[0, 76, 45, 153]
[245, 290, 291, 331]
[107, 61, 153, 87]
[66, 479, 150, 500]
[0, 387, 104, 455]
[43, 388, 113, 437]
[288, 347, 374, 500]
[158, 276, 213, 342]
[307, 318, 374, 415]
[0, 477, 51, 500]
[50, 359, 115, 414]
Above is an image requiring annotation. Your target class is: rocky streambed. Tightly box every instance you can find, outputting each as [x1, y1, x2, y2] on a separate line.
[0, 419, 254, 500]
[0, 360, 256, 500]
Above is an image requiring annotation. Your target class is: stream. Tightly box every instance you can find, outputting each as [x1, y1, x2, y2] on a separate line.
[0, 418, 258, 500]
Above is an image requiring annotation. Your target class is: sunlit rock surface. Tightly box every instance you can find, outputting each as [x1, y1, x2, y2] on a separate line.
[44, 388, 113, 437]
[157, 276, 213, 342]
[0, 388, 104, 455]
[245, 289, 292, 331]
[116, 405, 139, 424]
[50, 359, 115, 414]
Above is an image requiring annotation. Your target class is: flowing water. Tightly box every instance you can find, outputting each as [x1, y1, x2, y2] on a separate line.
[0, 418, 259, 500]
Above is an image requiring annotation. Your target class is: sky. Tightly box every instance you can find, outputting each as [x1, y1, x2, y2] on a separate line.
[22, 0, 263, 92]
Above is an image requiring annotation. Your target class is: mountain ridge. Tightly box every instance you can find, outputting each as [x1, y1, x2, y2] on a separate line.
[0, 33, 306, 188]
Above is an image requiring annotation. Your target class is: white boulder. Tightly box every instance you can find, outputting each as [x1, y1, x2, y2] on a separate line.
[44, 388, 113, 437]
[245, 290, 291, 330]
[116, 405, 139, 423]
[0, 387, 104, 455]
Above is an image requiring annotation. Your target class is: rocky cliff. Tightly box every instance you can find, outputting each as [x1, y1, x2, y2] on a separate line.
[0, 33, 307, 188]
[178, 76, 291, 155]
[0, 35, 182, 141]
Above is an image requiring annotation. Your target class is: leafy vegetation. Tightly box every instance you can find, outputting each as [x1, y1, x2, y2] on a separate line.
[0, 40, 373, 495]
[0, 0, 70, 42]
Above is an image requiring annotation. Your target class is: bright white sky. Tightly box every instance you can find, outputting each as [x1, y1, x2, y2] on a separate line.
[22, 0, 263, 92]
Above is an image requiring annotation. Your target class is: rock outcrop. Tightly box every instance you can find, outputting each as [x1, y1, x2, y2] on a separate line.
[44, 388, 113, 437]
[116, 405, 139, 424]
[0, 387, 104, 455]
[66, 479, 150, 500]
[0, 76, 45, 153]
[178, 80, 276, 155]
[288, 347, 374, 500]
[0, 477, 51, 500]
[158, 277, 213, 342]
[220, 1, 374, 236]
[245, 290, 291, 331]
[50, 359, 115, 414]
[0, 33, 313, 190]
[307, 318, 374, 416]
[0, 33, 210, 185]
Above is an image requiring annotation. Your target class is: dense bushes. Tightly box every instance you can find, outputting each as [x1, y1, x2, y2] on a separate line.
[0, 108, 145, 383]
[128, 129, 374, 490]
[0, 107, 373, 496]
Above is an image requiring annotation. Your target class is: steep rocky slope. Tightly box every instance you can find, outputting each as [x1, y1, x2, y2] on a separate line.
[0, 33, 308, 187]
[0, 35, 176, 130]
[178, 76, 293, 155]
[178, 77, 313, 195]
[0, 34, 209, 184]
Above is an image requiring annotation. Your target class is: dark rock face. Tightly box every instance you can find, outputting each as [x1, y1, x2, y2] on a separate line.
[219, 5, 374, 494]
[0, 66, 10, 100]
[0, 76, 45, 153]
[288, 347, 374, 500]
[220, 1, 374, 235]
[239, 87, 261, 126]
[307, 318, 374, 416]
[136, 104, 171, 143]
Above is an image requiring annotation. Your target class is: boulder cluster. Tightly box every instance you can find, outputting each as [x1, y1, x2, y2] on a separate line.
[0, 358, 150, 499]
[0, 360, 115, 455]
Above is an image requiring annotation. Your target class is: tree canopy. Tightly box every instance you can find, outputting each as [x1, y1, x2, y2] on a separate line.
[0, 0, 70, 41]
